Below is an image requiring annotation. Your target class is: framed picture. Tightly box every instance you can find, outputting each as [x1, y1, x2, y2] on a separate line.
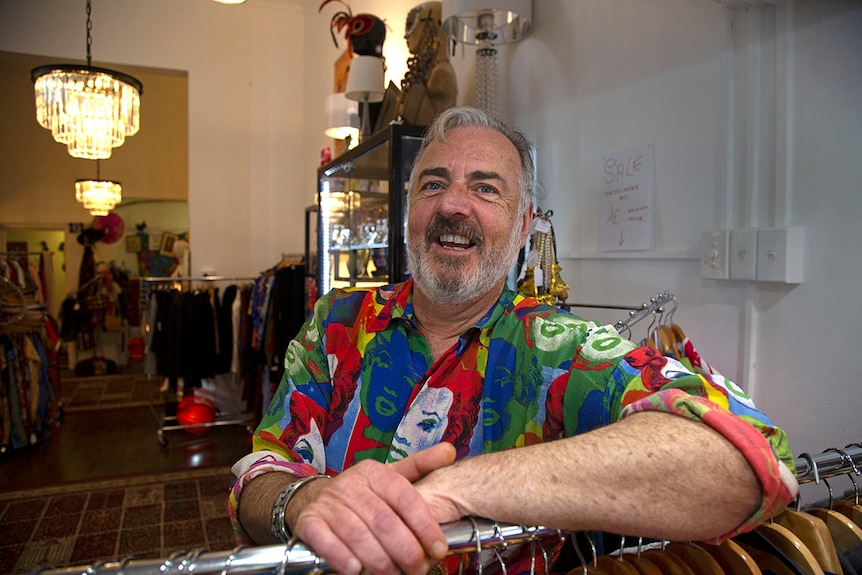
[125, 235, 142, 253]
[159, 232, 178, 257]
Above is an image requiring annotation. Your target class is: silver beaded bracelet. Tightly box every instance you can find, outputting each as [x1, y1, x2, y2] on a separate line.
[270, 474, 329, 543]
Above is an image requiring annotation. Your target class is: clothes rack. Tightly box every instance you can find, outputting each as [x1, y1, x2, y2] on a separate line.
[0, 274, 46, 332]
[563, 291, 676, 334]
[34, 441, 862, 575]
[612, 291, 676, 334]
[140, 276, 258, 446]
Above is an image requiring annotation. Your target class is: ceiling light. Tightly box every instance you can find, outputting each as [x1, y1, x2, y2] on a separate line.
[31, 0, 143, 160]
[75, 160, 122, 216]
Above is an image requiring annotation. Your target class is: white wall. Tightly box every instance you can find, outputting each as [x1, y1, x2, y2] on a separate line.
[497, 0, 862, 458]
[2, 0, 860, 462]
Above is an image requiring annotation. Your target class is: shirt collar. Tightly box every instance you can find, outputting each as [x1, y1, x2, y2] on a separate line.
[366, 279, 519, 334]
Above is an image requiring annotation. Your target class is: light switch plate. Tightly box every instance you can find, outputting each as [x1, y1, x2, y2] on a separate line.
[701, 230, 730, 280]
[729, 229, 757, 280]
[756, 227, 804, 283]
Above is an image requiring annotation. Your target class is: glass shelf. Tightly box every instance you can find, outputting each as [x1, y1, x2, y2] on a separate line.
[316, 123, 425, 294]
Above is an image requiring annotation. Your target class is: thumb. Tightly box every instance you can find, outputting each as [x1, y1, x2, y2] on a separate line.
[389, 442, 457, 483]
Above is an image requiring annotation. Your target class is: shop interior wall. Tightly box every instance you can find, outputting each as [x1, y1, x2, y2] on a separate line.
[496, 0, 861, 461]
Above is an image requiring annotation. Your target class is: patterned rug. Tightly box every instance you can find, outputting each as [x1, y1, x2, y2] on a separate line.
[0, 466, 236, 574]
[58, 372, 165, 412]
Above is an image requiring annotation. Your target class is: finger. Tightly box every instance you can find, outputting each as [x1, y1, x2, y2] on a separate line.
[307, 470, 433, 575]
[367, 467, 449, 562]
[389, 442, 457, 483]
[296, 514, 365, 575]
[300, 502, 410, 575]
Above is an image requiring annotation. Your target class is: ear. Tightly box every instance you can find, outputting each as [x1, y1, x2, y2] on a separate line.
[519, 201, 534, 247]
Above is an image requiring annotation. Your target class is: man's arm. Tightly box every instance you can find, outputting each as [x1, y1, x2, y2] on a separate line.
[416, 411, 763, 542]
[236, 443, 457, 575]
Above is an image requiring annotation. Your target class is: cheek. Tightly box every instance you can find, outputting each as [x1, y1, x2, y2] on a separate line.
[407, 204, 433, 235]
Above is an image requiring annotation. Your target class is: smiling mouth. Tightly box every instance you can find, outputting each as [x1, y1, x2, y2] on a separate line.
[437, 233, 475, 251]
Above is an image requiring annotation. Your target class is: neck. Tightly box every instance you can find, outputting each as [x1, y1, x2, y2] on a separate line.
[412, 281, 506, 341]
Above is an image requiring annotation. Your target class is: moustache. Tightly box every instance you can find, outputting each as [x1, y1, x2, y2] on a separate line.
[424, 217, 484, 249]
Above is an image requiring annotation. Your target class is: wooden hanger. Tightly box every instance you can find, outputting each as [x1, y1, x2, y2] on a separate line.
[773, 508, 842, 574]
[833, 499, 862, 527]
[753, 522, 825, 575]
[624, 553, 666, 575]
[665, 542, 725, 575]
[822, 447, 862, 528]
[652, 324, 680, 359]
[699, 540, 762, 575]
[800, 450, 862, 554]
[667, 305, 687, 360]
[597, 554, 644, 575]
[640, 548, 698, 575]
[806, 507, 862, 555]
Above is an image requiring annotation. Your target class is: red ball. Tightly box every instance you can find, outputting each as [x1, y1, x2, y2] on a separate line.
[177, 395, 216, 435]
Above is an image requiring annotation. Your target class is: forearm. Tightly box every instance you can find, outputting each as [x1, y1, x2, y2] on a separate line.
[236, 472, 295, 544]
[417, 411, 761, 542]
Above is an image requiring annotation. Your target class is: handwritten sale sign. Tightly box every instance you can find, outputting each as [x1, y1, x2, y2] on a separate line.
[600, 142, 654, 251]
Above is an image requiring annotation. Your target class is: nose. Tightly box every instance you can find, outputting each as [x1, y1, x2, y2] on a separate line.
[436, 181, 472, 219]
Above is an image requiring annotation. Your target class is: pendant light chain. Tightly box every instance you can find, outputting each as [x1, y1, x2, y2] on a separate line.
[85, 0, 93, 67]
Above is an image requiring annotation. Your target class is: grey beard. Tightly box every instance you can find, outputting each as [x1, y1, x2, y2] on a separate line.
[407, 216, 523, 306]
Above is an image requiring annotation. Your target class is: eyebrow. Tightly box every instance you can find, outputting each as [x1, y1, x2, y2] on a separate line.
[417, 167, 507, 184]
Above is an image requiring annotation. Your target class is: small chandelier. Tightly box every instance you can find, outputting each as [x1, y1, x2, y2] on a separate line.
[75, 161, 122, 216]
[31, 0, 143, 160]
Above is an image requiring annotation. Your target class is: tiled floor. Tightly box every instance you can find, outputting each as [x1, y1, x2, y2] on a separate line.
[0, 467, 237, 573]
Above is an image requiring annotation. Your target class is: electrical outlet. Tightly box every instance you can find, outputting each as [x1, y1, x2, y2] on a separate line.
[701, 230, 730, 279]
[756, 227, 804, 283]
[729, 229, 757, 280]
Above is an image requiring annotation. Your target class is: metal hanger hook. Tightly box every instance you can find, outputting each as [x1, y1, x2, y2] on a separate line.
[824, 447, 860, 504]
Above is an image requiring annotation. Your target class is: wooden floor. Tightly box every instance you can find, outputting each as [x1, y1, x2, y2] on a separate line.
[0, 382, 254, 493]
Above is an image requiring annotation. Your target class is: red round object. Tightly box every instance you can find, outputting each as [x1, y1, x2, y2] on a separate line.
[177, 395, 216, 435]
[92, 212, 126, 244]
[128, 337, 145, 363]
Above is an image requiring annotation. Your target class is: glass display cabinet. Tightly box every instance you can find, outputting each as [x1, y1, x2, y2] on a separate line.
[316, 123, 426, 296]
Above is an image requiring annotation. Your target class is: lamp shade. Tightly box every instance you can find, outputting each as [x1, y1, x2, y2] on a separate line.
[345, 56, 386, 103]
[441, 0, 532, 45]
[324, 92, 360, 140]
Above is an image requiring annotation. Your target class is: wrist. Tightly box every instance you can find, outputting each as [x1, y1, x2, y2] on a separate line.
[270, 474, 329, 543]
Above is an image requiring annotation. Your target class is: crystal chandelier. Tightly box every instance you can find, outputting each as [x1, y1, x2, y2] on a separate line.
[75, 161, 122, 216]
[31, 0, 143, 160]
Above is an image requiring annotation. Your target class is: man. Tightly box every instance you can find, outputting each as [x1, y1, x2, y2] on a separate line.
[229, 107, 797, 575]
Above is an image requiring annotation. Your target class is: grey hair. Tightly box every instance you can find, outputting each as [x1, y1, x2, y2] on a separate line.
[408, 106, 535, 216]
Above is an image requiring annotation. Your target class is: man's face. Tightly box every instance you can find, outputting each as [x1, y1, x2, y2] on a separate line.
[406, 125, 530, 305]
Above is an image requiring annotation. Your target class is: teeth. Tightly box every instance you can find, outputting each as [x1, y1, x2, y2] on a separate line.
[440, 234, 471, 245]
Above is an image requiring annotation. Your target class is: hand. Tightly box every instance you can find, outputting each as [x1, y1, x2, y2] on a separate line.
[291, 443, 457, 575]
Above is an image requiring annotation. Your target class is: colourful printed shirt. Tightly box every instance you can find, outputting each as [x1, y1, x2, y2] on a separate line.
[229, 280, 797, 574]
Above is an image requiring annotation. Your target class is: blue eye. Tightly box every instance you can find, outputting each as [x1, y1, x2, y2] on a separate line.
[477, 184, 496, 194]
